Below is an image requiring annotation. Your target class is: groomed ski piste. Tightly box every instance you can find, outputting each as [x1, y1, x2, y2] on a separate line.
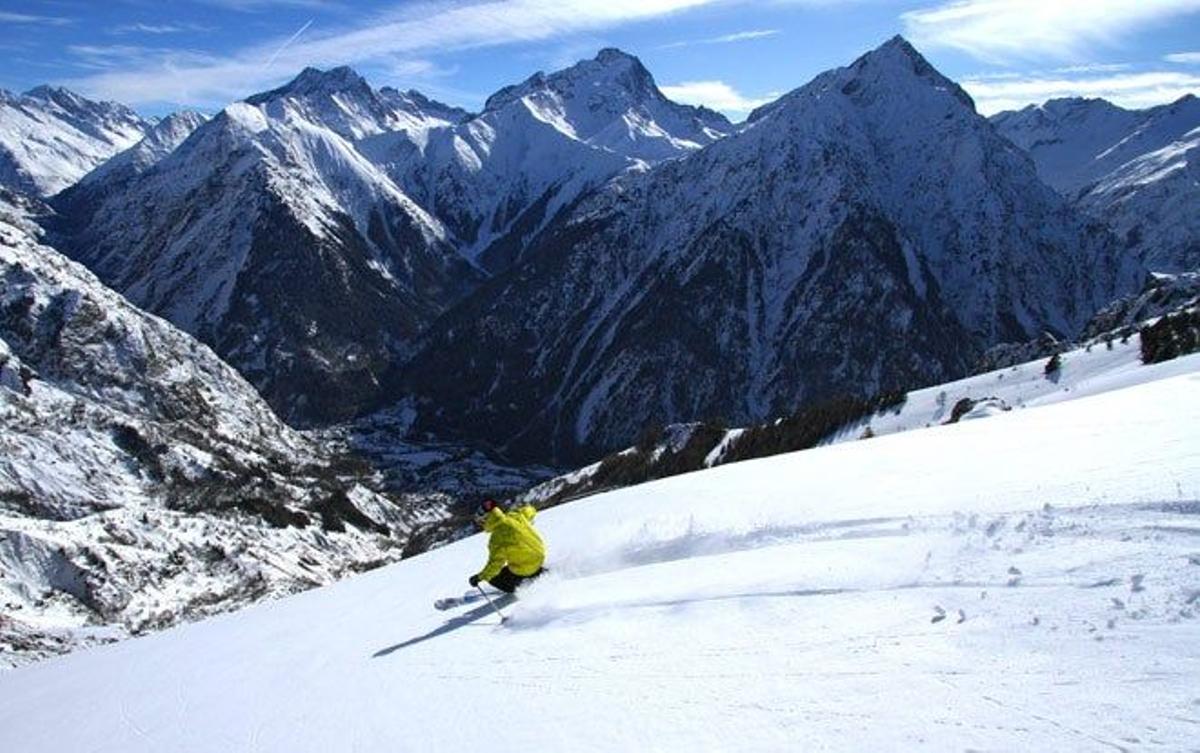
[2, 352, 1199, 751]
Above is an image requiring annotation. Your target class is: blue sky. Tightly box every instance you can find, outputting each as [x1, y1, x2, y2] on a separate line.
[2, 0, 1199, 119]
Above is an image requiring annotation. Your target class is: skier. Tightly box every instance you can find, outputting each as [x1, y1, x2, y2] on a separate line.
[469, 500, 546, 594]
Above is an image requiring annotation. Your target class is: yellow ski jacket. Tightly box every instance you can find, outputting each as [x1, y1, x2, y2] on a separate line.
[477, 505, 546, 581]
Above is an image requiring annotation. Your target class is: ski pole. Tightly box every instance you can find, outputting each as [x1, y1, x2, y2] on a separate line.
[476, 585, 507, 623]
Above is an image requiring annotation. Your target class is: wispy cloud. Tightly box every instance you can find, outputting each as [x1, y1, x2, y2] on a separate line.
[903, 0, 1200, 63]
[660, 29, 780, 49]
[0, 11, 72, 25]
[64, 0, 721, 106]
[659, 80, 776, 114]
[110, 23, 214, 35]
[963, 70, 1200, 114]
[66, 44, 221, 75]
[197, 0, 340, 10]
[1166, 51, 1200, 64]
[1052, 63, 1132, 75]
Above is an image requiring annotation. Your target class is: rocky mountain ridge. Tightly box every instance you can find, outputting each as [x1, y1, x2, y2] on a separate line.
[392, 37, 1142, 463]
[0, 86, 149, 197]
[993, 95, 1200, 272]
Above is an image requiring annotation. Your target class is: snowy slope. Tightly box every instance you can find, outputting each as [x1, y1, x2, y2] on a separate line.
[837, 333, 1200, 442]
[0, 195, 448, 667]
[993, 95, 1200, 272]
[0, 86, 149, 196]
[1, 365, 1196, 751]
[397, 36, 1140, 463]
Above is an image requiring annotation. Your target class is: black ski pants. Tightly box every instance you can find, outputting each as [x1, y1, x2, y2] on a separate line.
[488, 566, 545, 594]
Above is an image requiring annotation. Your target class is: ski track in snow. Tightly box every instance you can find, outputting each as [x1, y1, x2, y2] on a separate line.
[1, 372, 1199, 751]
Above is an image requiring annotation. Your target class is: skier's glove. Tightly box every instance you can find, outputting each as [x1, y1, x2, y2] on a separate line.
[469, 575, 480, 587]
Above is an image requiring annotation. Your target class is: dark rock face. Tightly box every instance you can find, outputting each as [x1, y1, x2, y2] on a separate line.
[208, 197, 473, 425]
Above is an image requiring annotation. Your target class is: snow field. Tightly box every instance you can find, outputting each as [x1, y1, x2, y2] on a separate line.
[1, 371, 1198, 751]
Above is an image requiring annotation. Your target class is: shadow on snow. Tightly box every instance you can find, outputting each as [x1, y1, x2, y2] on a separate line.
[372, 595, 516, 657]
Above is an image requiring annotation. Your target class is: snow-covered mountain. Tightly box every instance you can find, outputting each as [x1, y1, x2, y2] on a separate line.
[49, 68, 479, 425]
[0, 86, 149, 197]
[243, 65, 470, 141]
[2, 345, 1195, 750]
[395, 37, 1141, 463]
[367, 48, 731, 272]
[993, 96, 1200, 271]
[0, 194, 447, 667]
[47, 54, 728, 425]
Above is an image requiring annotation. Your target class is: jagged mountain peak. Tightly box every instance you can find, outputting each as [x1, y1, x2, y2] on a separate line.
[1041, 96, 1122, 112]
[594, 46, 640, 65]
[1155, 92, 1200, 117]
[872, 34, 923, 60]
[849, 34, 974, 109]
[23, 84, 84, 104]
[749, 36, 975, 124]
[484, 47, 667, 114]
[152, 109, 209, 135]
[20, 84, 142, 119]
[246, 65, 372, 105]
[377, 86, 471, 123]
[65, 109, 210, 193]
[49, 64, 477, 425]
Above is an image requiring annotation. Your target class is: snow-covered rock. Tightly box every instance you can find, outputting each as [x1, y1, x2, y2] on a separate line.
[0, 196, 448, 667]
[0, 86, 149, 197]
[396, 36, 1141, 463]
[993, 95, 1200, 271]
[1083, 271, 1200, 339]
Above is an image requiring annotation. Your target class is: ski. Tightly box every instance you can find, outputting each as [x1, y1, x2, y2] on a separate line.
[434, 592, 483, 611]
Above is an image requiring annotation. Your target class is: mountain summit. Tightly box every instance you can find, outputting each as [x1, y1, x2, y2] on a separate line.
[484, 47, 729, 152]
[247, 65, 374, 105]
[368, 47, 734, 273]
[44, 50, 728, 424]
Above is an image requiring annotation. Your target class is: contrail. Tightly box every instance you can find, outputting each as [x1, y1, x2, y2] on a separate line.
[265, 19, 314, 70]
